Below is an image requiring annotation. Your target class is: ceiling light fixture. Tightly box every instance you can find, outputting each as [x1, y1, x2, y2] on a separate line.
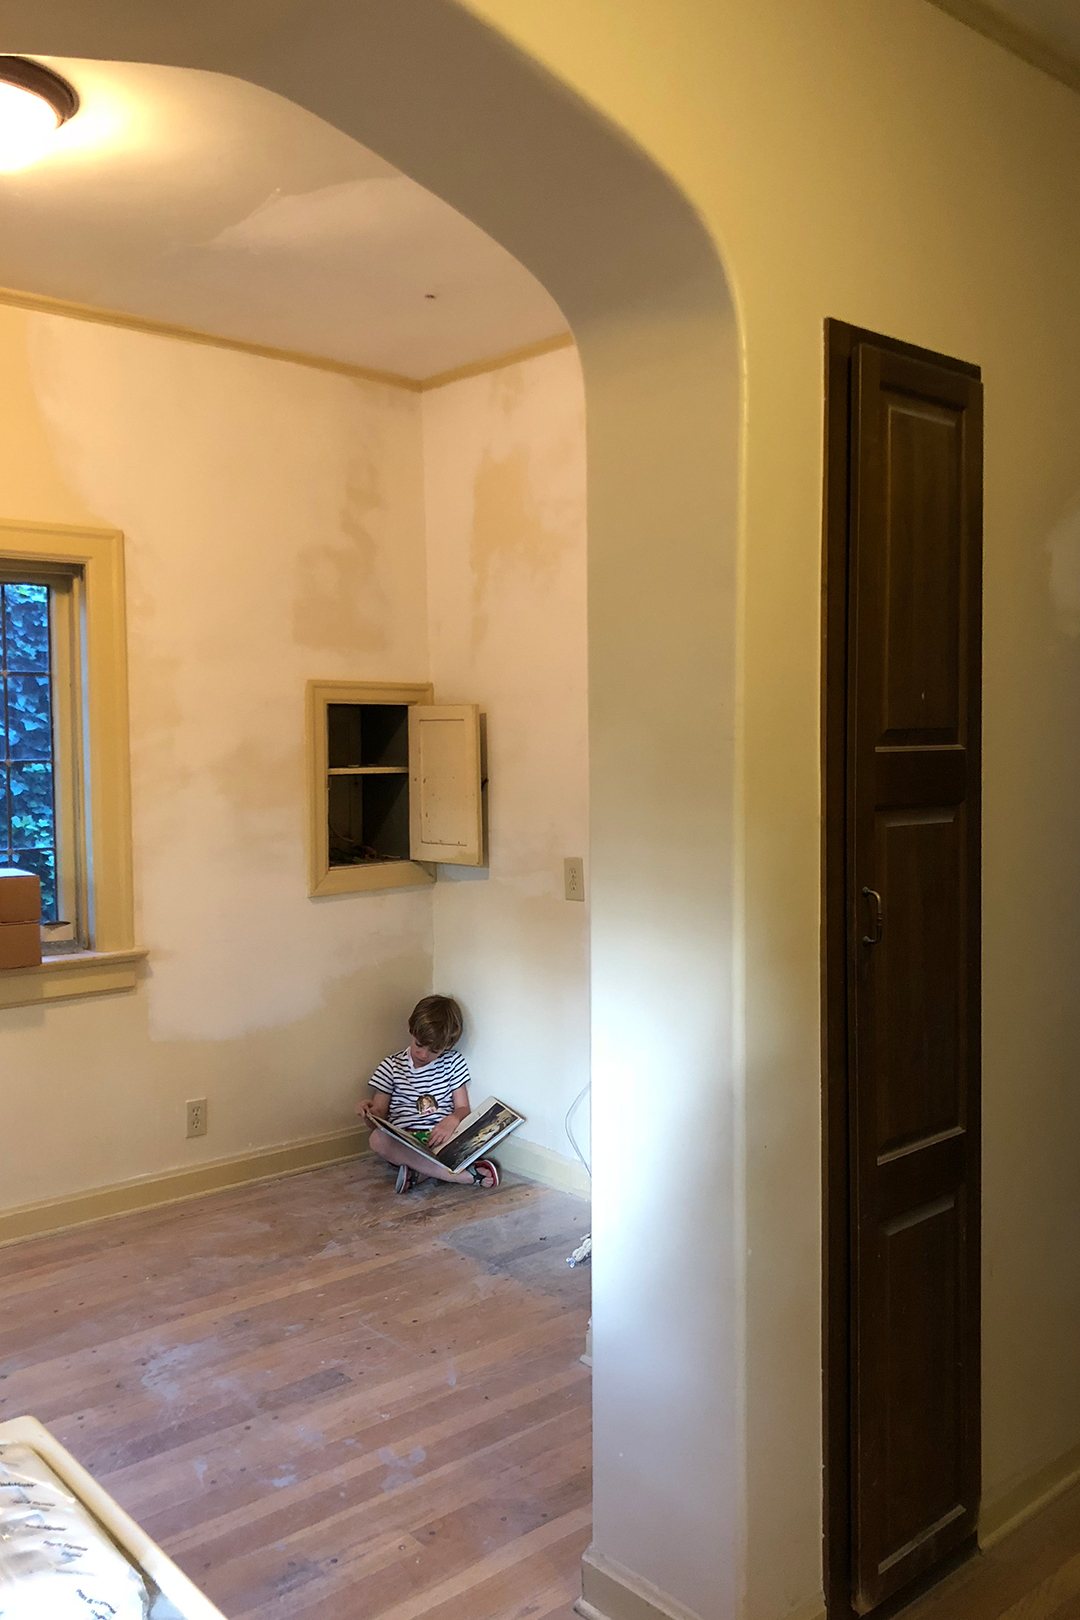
[0, 56, 78, 172]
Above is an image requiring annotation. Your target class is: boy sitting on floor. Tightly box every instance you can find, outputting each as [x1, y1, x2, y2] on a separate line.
[359, 994, 500, 1194]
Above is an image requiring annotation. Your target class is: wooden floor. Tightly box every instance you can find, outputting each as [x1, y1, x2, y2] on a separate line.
[893, 1482, 1080, 1620]
[0, 1159, 592, 1620]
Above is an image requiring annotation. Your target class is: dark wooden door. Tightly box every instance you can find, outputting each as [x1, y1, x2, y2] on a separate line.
[824, 325, 983, 1616]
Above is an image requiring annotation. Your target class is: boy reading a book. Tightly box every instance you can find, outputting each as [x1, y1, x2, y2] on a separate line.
[360, 995, 500, 1194]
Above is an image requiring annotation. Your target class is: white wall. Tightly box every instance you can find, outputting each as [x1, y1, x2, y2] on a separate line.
[423, 344, 590, 1175]
[0, 306, 433, 1208]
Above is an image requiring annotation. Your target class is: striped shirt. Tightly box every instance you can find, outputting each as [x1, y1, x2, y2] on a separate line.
[370, 1046, 471, 1132]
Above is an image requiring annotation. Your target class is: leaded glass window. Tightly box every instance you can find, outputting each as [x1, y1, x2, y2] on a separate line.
[0, 582, 58, 920]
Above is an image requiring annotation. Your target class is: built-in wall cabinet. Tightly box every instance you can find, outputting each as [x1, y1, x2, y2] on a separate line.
[306, 680, 483, 896]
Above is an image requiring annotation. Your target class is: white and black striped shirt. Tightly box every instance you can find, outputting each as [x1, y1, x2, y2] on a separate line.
[370, 1046, 471, 1132]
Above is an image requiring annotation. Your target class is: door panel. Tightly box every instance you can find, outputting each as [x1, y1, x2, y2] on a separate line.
[879, 1192, 963, 1555]
[881, 401, 962, 743]
[874, 808, 962, 1153]
[843, 337, 982, 1614]
[407, 703, 483, 865]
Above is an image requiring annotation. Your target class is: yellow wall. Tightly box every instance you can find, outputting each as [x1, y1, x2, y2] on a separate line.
[0, 305, 433, 1206]
[450, 0, 1080, 1612]
[423, 345, 590, 1173]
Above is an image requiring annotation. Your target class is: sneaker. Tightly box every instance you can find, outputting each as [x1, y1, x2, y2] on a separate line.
[395, 1163, 419, 1194]
[469, 1159, 500, 1189]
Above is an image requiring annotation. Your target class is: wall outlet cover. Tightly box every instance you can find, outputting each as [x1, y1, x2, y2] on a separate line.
[186, 1098, 208, 1139]
[564, 856, 585, 901]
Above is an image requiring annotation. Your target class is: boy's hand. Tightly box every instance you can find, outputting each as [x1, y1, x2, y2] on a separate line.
[427, 1114, 461, 1149]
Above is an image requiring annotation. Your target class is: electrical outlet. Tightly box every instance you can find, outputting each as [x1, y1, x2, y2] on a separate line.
[186, 1098, 208, 1139]
[564, 856, 585, 902]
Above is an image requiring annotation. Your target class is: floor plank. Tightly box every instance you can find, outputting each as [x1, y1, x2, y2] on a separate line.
[0, 1158, 591, 1619]
[894, 1481, 1080, 1620]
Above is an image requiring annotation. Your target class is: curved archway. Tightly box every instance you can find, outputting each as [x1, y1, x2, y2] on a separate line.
[4, 5, 742, 1613]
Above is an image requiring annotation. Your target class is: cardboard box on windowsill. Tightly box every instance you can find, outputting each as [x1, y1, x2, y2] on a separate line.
[0, 921, 42, 969]
[0, 868, 43, 967]
[0, 867, 41, 924]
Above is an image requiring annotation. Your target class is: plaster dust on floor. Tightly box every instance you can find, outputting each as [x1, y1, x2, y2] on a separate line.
[0, 1158, 592, 1618]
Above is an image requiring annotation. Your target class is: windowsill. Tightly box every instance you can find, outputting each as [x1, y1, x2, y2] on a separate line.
[0, 947, 148, 1010]
[310, 859, 435, 897]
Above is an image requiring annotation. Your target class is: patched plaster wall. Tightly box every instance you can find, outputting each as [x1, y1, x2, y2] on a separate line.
[423, 344, 590, 1170]
[0, 306, 591, 1213]
[0, 304, 433, 1207]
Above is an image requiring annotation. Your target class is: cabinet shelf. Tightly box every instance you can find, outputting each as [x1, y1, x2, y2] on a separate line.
[327, 766, 409, 776]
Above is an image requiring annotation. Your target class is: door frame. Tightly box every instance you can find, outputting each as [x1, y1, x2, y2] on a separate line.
[821, 318, 983, 1619]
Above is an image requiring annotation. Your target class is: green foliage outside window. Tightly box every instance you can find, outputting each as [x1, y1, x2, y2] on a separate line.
[0, 583, 58, 920]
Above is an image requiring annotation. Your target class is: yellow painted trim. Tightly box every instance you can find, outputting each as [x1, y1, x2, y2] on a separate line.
[0, 948, 146, 1011]
[926, 0, 1080, 96]
[0, 283, 423, 392]
[420, 330, 575, 391]
[310, 860, 434, 896]
[0, 1124, 370, 1247]
[0, 282, 574, 392]
[0, 520, 135, 954]
[980, 1438, 1080, 1548]
[305, 678, 435, 896]
[499, 1136, 590, 1200]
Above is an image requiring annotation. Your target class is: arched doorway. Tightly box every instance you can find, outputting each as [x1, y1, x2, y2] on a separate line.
[4, 5, 742, 1613]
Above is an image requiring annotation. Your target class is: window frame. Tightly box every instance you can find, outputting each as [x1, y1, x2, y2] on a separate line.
[0, 520, 141, 1009]
[306, 679, 436, 896]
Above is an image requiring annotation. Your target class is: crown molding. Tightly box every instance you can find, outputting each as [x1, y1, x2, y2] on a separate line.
[926, 0, 1080, 95]
[0, 283, 424, 389]
[420, 330, 574, 390]
[0, 281, 574, 393]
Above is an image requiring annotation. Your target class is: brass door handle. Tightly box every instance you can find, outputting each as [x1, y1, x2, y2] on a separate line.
[861, 887, 883, 946]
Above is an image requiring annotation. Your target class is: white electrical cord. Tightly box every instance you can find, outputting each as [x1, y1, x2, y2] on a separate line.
[564, 1082, 591, 1178]
[565, 1082, 592, 1266]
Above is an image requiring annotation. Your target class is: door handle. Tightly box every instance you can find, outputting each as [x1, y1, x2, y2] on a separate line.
[861, 887, 883, 946]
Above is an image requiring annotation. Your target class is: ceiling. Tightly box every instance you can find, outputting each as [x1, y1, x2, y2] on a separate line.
[931, 0, 1080, 89]
[985, 0, 1080, 63]
[0, 58, 568, 382]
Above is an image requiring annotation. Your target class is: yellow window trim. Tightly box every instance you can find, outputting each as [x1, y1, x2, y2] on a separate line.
[0, 519, 141, 1008]
[0, 948, 146, 1010]
[306, 679, 435, 896]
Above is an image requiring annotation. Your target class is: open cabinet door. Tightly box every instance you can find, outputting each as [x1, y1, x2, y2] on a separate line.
[408, 704, 483, 865]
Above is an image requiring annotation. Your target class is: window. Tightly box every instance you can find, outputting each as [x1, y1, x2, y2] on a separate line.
[306, 680, 483, 897]
[0, 573, 80, 938]
[0, 521, 140, 1009]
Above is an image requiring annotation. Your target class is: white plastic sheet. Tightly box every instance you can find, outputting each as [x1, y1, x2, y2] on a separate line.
[0, 1441, 151, 1620]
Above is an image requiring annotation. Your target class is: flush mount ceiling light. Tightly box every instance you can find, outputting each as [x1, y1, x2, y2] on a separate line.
[0, 56, 78, 171]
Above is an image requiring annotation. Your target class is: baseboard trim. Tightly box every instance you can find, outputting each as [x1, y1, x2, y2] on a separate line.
[578, 1549, 824, 1620]
[980, 1438, 1080, 1548]
[777, 1601, 826, 1620]
[498, 1135, 590, 1199]
[0, 1125, 369, 1247]
[577, 1549, 704, 1620]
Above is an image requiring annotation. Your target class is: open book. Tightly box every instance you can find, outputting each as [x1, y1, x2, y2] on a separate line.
[370, 1096, 524, 1174]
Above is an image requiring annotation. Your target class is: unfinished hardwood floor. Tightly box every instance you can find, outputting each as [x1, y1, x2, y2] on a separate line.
[0, 1159, 592, 1620]
[892, 1479, 1080, 1620]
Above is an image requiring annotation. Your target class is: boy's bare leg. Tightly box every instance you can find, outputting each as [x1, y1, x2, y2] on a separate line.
[368, 1126, 473, 1185]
